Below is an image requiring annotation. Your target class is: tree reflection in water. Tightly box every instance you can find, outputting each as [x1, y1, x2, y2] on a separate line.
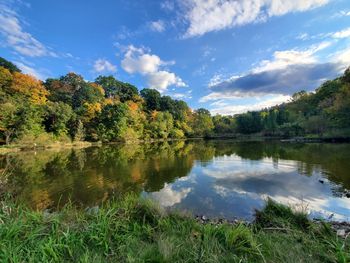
[1, 141, 349, 220]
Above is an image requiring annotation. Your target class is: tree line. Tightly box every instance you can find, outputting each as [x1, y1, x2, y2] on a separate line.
[222, 68, 350, 138]
[0, 57, 213, 145]
[0, 56, 349, 145]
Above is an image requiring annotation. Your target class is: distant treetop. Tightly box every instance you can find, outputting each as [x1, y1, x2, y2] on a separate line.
[0, 57, 21, 73]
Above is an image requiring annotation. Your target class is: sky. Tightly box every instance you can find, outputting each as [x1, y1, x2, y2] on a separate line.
[0, 0, 349, 115]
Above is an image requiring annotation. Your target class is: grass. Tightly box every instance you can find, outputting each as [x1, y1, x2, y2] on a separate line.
[0, 196, 349, 262]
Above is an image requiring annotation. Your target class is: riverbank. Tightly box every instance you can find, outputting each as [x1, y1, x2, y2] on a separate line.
[0, 141, 96, 154]
[2, 134, 350, 155]
[0, 197, 348, 262]
[0, 138, 193, 154]
[206, 134, 350, 143]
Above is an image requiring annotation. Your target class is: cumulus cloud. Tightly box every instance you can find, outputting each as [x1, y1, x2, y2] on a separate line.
[149, 20, 166, 32]
[93, 59, 117, 73]
[181, 0, 329, 37]
[200, 41, 350, 115]
[0, 2, 56, 57]
[121, 45, 186, 92]
[147, 71, 186, 91]
[201, 42, 348, 105]
[121, 46, 162, 75]
[252, 42, 331, 73]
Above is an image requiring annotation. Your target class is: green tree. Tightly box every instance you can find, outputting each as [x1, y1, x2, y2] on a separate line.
[72, 83, 105, 109]
[95, 76, 139, 102]
[191, 108, 214, 137]
[0, 103, 19, 144]
[146, 111, 174, 139]
[0, 67, 13, 101]
[140, 89, 161, 111]
[94, 104, 128, 142]
[45, 73, 85, 104]
[74, 120, 85, 142]
[44, 102, 75, 136]
[0, 57, 21, 73]
[236, 112, 263, 134]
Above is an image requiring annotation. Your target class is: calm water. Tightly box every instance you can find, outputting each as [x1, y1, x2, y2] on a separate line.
[1, 140, 350, 221]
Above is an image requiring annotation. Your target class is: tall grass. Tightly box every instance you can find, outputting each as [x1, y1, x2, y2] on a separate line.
[0, 196, 348, 262]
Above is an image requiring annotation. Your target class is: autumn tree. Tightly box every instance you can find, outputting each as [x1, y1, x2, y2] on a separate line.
[11, 72, 49, 105]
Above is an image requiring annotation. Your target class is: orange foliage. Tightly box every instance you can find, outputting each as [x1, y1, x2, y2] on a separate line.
[127, 101, 139, 112]
[11, 72, 49, 105]
[150, 110, 158, 120]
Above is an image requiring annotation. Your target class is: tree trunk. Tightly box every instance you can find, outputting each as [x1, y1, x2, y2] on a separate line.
[5, 131, 12, 145]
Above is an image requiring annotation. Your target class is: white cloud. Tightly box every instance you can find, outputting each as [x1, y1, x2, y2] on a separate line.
[0, 2, 56, 57]
[121, 45, 162, 75]
[200, 41, 350, 115]
[267, 0, 329, 16]
[93, 59, 117, 73]
[14, 61, 47, 80]
[161, 1, 175, 11]
[121, 45, 186, 92]
[181, 0, 329, 37]
[296, 33, 309, 40]
[203, 155, 350, 221]
[208, 74, 240, 88]
[332, 27, 350, 39]
[339, 10, 350, 17]
[200, 41, 336, 104]
[209, 94, 291, 115]
[150, 183, 192, 207]
[149, 20, 166, 32]
[170, 90, 193, 99]
[147, 71, 186, 91]
[333, 47, 350, 69]
[252, 41, 331, 73]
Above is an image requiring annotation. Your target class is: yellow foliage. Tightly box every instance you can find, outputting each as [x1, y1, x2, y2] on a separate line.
[90, 83, 105, 96]
[81, 102, 102, 122]
[0, 66, 13, 89]
[11, 72, 49, 105]
[104, 98, 114, 105]
[151, 110, 158, 120]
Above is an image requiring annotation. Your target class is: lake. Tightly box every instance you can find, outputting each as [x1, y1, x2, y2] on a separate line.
[1, 140, 350, 221]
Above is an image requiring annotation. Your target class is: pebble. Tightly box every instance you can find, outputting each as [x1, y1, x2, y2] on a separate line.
[336, 229, 346, 238]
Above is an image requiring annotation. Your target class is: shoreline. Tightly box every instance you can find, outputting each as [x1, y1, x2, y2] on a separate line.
[1, 135, 350, 154]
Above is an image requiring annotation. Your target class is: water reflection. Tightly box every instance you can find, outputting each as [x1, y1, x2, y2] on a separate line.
[1, 141, 350, 220]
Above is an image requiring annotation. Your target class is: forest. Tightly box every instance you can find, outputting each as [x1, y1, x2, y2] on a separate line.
[0, 56, 349, 146]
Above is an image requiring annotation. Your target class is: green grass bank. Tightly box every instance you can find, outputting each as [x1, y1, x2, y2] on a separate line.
[0, 196, 349, 262]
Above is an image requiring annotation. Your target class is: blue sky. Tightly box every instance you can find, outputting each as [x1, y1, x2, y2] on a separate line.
[0, 0, 349, 115]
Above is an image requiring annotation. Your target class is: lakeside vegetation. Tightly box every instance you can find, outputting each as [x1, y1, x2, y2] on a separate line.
[0, 195, 349, 262]
[1, 57, 350, 146]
